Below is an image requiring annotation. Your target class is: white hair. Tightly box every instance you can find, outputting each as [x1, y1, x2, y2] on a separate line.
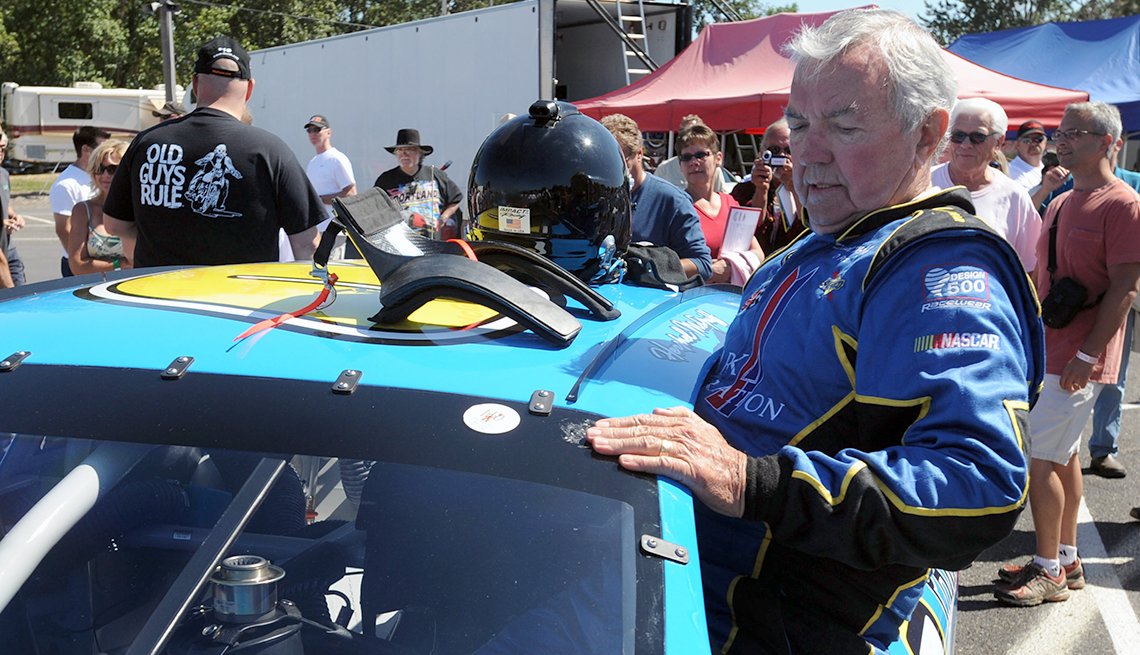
[950, 97, 1008, 136]
[785, 9, 958, 136]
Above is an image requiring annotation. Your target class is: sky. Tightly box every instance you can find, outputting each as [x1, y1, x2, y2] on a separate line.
[788, 0, 929, 22]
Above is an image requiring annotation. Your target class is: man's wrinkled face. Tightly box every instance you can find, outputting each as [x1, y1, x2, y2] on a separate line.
[786, 46, 925, 234]
[395, 146, 422, 171]
[1015, 131, 1046, 162]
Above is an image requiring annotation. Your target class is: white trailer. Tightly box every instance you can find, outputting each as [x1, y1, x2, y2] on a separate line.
[1, 82, 180, 169]
[249, 0, 687, 201]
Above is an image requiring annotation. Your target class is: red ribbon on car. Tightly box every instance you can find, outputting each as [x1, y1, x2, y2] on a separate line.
[233, 272, 339, 342]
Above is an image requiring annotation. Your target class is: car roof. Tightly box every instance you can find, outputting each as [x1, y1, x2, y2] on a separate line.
[0, 261, 740, 440]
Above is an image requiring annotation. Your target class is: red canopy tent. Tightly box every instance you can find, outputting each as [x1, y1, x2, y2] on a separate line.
[574, 9, 1088, 132]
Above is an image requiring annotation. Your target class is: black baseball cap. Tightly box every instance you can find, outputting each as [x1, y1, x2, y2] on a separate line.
[194, 36, 251, 80]
[304, 115, 330, 130]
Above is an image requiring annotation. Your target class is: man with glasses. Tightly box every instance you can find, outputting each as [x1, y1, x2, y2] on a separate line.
[105, 36, 323, 267]
[1033, 123, 1140, 480]
[600, 113, 711, 281]
[1008, 120, 1048, 190]
[996, 101, 1140, 606]
[303, 114, 356, 259]
[732, 117, 804, 251]
[931, 98, 1041, 271]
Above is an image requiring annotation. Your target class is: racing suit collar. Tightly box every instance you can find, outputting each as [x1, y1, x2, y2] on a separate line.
[833, 187, 976, 243]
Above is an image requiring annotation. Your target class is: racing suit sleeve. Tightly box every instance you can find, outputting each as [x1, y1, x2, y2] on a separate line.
[739, 237, 1039, 571]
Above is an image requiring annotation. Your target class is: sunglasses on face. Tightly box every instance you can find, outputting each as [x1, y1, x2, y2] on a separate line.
[97, 164, 118, 175]
[680, 150, 712, 162]
[949, 130, 996, 145]
[1019, 135, 1046, 144]
[305, 126, 324, 134]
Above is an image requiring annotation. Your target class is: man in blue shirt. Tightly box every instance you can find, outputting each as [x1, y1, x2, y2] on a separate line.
[601, 114, 712, 280]
[1037, 142, 1140, 479]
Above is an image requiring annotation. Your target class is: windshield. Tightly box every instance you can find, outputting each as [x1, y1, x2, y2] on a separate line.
[0, 383, 658, 654]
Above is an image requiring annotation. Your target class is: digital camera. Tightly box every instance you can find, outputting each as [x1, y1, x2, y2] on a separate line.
[761, 149, 787, 168]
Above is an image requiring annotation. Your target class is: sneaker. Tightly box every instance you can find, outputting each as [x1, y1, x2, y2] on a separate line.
[1090, 454, 1127, 478]
[1131, 507, 1140, 521]
[994, 562, 1070, 606]
[997, 558, 1085, 590]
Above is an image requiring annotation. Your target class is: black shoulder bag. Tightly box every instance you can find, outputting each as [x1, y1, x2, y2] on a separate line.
[1040, 198, 1101, 328]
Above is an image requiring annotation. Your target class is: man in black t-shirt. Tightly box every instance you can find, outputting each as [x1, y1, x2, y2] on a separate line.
[372, 128, 462, 240]
[105, 36, 323, 267]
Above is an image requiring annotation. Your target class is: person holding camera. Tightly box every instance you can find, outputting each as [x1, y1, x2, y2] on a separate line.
[731, 118, 804, 252]
[996, 101, 1140, 607]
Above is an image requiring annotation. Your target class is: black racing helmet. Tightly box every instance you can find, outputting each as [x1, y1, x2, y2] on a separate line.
[467, 100, 632, 285]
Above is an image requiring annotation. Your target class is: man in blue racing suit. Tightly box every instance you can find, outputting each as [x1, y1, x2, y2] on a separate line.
[587, 10, 1044, 654]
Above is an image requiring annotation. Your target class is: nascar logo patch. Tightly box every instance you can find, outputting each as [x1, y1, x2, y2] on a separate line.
[914, 332, 1000, 352]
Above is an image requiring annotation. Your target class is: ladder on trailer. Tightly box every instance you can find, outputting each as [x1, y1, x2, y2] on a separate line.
[583, 0, 659, 86]
[615, 0, 651, 85]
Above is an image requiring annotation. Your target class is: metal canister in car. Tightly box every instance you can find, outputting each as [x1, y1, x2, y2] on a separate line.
[210, 555, 286, 623]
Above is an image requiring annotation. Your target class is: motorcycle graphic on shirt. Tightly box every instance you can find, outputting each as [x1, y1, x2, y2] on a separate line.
[186, 144, 243, 218]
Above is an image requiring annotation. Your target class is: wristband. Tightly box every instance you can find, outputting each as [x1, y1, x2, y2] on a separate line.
[1074, 350, 1098, 365]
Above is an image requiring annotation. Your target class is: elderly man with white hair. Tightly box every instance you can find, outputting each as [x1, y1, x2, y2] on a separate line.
[931, 98, 1042, 272]
[587, 9, 1044, 653]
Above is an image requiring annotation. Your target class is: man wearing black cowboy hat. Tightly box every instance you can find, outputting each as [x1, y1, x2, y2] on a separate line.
[372, 128, 462, 241]
[105, 35, 323, 267]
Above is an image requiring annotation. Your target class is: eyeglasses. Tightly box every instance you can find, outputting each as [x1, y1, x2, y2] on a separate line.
[305, 126, 324, 134]
[97, 164, 118, 175]
[679, 150, 712, 162]
[949, 130, 996, 145]
[1054, 129, 1106, 141]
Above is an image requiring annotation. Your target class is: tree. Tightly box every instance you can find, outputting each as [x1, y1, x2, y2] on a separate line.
[921, 0, 1138, 46]
[691, 0, 799, 33]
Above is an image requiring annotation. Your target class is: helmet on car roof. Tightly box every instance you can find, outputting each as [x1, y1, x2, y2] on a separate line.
[467, 100, 631, 285]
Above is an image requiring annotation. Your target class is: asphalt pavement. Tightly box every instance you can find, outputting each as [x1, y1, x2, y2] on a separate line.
[5, 192, 1140, 654]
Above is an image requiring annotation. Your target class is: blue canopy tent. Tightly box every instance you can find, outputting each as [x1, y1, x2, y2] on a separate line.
[948, 14, 1140, 134]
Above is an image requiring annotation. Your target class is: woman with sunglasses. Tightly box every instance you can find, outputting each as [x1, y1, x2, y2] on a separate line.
[931, 98, 1041, 273]
[68, 139, 132, 275]
[679, 125, 765, 284]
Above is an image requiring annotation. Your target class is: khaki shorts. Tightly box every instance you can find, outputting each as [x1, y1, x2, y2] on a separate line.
[1029, 374, 1102, 465]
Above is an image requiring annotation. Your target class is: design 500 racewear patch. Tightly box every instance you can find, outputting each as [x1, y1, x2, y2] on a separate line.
[921, 265, 991, 312]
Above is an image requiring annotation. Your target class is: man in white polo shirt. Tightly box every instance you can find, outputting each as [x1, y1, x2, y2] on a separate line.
[302, 114, 357, 259]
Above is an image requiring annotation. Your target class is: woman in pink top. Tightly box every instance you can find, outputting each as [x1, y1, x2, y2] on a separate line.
[679, 125, 764, 284]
